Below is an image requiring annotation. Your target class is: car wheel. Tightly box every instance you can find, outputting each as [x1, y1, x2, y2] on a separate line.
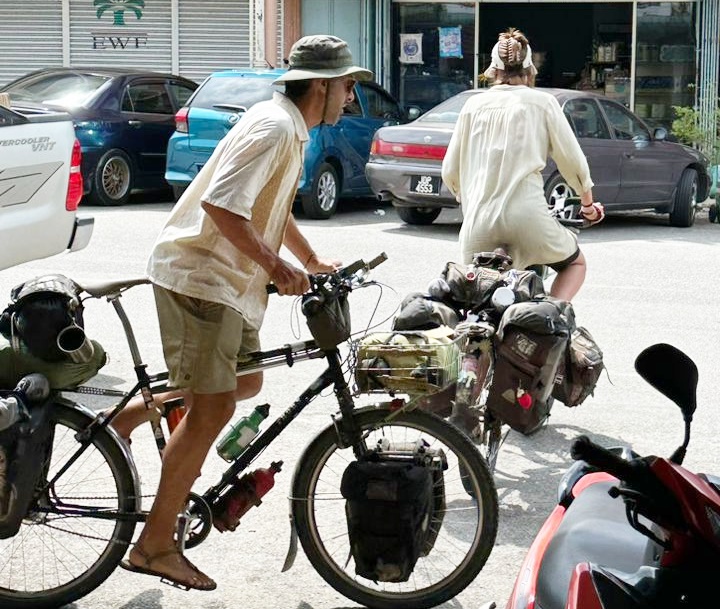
[89, 149, 132, 206]
[302, 163, 339, 219]
[709, 201, 719, 223]
[172, 185, 187, 201]
[544, 174, 577, 219]
[669, 168, 698, 228]
[396, 206, 442, 225]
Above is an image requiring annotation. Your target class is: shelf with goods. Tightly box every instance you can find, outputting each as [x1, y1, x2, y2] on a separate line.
[633, 61, 694, 122]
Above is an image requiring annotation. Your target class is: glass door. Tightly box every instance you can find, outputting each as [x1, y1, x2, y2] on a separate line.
[391, 2, 475, 113]
[634, 1, 697, 130]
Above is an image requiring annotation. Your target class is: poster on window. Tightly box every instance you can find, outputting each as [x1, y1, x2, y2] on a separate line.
[439, 26, 463, 58]
[399, 33, 423, 64]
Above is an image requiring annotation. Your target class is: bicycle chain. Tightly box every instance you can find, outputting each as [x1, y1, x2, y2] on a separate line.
[35, 493, 156, 544]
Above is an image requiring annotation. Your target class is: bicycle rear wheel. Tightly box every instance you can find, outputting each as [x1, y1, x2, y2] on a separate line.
[292, 406, 498, 609]
[0, 401, 138, 609]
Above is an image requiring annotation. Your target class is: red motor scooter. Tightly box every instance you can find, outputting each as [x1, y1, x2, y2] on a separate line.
[482, 342, 720, 609]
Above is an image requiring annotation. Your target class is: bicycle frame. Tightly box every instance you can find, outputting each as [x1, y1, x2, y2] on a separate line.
[49, 280, 375, 526]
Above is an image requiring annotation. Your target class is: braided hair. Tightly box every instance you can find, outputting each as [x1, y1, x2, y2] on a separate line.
[486, 27, 536, 86]
[497, 28, 529, 73]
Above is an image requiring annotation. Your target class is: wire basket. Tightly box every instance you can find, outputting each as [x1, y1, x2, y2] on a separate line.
[353, 330, 467, 396]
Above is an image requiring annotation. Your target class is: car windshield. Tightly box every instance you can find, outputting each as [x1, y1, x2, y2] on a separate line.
[191, 75, 281, 111]
[416, 92, 479, 124]
[6, 72, 110, 107]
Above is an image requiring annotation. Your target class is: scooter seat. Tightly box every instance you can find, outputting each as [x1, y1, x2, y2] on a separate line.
[535, 480, 659, 609]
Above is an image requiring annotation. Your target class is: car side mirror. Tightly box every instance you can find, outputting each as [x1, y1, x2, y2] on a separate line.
[653, 127, 668, 141]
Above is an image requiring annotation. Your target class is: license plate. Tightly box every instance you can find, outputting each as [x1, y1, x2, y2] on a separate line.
[410, 175, 441, 196]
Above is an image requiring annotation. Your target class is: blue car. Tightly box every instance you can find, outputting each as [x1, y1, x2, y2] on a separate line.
[1, 67, 198, 206]
[166, 68, 417, 218]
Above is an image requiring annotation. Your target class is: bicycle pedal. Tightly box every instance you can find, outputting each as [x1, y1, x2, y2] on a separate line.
[160, 576, 192, 591]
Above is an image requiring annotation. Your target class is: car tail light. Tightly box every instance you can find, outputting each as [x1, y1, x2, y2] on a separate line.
[175, 107, 189, 133]
[370, 138, 447, 160]
[65, 138, 83, 212]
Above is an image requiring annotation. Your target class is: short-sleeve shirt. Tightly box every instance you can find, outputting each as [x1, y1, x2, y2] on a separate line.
[147, 92, 308, 329]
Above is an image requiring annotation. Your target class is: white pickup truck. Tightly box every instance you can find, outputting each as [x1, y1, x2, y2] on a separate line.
[0, 103, 93, 270]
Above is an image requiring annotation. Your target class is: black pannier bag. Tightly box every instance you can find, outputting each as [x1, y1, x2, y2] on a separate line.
[439, 256, 546, 314]
[391, 292, 459, 331]
[552, 326, 604, 407]
[340, 445, 445, 582]
[0, 275, 85, 362]
[486, 298, 575, 435]
[0, 383, 53, 539]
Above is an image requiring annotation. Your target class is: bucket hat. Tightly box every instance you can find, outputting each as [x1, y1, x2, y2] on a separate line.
[273, 35, 373, 84]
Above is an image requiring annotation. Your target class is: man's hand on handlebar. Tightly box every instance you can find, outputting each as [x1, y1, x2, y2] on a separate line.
[269, 258, 310, 296]
[305, 254, 342, 274]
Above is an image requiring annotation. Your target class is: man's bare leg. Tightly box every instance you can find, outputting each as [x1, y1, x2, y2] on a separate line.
[124, 372, 262, 589]
[109, 390, 187, 441]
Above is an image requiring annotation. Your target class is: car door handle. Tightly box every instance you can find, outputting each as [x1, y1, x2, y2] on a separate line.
[624, 153, 635, 159]
[127, 120, 142, 127]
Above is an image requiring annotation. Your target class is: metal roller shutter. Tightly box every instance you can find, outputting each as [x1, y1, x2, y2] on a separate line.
[178, 0, 251, 82]
[69, 0, 172, 72]
[0, 2, 63, 87]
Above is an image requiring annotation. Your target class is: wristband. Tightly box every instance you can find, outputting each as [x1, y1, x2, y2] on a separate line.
[304, 252, 315, 268]
[581, 202, 594, 208]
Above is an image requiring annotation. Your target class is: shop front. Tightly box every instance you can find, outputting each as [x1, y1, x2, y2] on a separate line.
[0, 0, 289, 87]
[385, 0, 703, 132]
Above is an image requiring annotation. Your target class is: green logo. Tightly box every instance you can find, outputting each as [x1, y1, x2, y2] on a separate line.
[94, 0, 145, 26]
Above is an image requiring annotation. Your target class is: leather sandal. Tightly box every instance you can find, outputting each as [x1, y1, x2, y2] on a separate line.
[120, 546, 217, 591]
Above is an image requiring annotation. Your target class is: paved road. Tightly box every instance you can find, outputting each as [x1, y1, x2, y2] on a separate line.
[1, 194, 719, 609]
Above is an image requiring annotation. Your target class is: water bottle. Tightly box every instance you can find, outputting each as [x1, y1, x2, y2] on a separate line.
[163, 396, 186, 434]
[215, 403, 270, 462]
[213, 461, 283, 532]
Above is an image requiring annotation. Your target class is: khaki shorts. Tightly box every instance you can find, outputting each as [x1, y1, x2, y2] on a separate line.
[153, 285, 260, 394]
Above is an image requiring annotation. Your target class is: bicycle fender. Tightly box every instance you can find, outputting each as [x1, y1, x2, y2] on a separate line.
[281, 502, 299, 572]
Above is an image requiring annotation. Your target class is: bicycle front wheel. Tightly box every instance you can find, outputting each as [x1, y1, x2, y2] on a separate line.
[292, 406, 498, 609]
[0, 401, 138, 609]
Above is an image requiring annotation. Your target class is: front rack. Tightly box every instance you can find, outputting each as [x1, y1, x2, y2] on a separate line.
[352, 330, 467, 397]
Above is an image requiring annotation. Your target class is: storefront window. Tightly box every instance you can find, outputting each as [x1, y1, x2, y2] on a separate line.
[635, 2, 696, 130]
[391, 3, 475, 113]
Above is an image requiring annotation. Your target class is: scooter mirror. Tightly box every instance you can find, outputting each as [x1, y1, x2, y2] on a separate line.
[635, 343, 697, 419]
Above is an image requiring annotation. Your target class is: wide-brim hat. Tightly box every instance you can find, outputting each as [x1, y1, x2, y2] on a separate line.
[273, 35, 373, 84]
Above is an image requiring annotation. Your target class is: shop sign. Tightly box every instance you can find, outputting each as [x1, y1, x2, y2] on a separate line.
[90, 0, 149, 50]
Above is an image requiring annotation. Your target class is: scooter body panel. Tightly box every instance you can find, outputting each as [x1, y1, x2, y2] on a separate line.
[534, 479, 660, 609]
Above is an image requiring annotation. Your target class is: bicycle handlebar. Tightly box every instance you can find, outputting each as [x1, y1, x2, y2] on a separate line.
[266, 252, 388, 296]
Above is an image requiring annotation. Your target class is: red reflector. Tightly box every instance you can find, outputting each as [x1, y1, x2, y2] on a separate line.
[66, 138, 83, 211]
[371, 138, 447, 160]
[175, 107, 189, 133]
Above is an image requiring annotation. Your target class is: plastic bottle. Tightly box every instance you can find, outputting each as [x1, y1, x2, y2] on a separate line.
[163, 396, 186, 434]
[215, 403, 270, 462]
[213, 461, 283, 532]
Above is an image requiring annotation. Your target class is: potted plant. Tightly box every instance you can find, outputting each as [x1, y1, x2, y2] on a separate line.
[671, 104, 720, 223]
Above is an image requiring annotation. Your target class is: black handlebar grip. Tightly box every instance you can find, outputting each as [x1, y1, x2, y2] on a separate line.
[367, 252, 388, 270]
[266, 284, 279, 294]
[570, 435, 636, 481]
